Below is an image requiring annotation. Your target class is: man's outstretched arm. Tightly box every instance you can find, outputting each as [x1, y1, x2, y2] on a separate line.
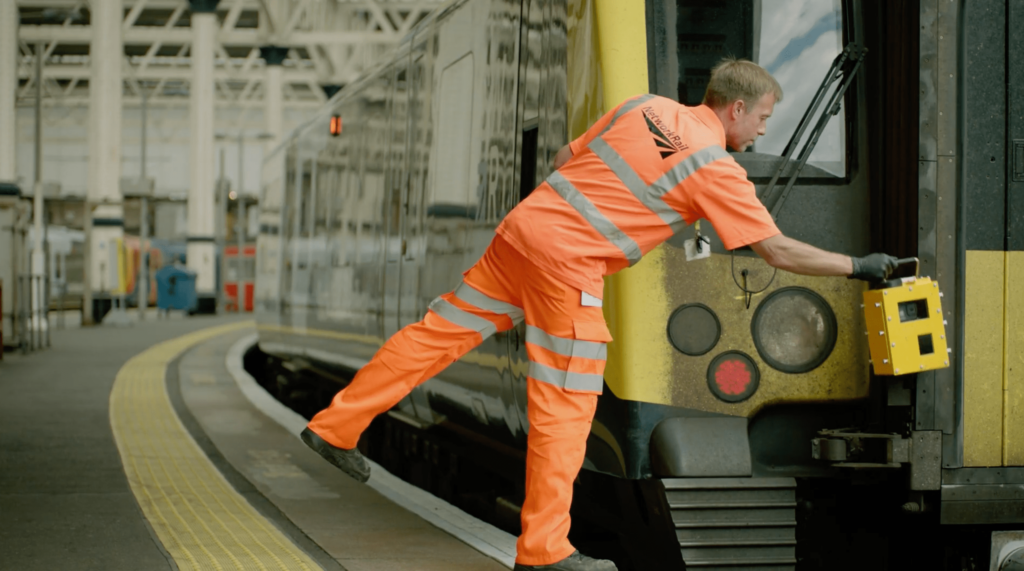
[750, 234, 897, 281]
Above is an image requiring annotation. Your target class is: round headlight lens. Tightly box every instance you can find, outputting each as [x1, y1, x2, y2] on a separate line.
[667, 303, 721, 356]
[751, 287, 837, 374]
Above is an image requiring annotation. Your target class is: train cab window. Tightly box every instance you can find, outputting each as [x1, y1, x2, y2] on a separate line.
[659, 0, 848, 177]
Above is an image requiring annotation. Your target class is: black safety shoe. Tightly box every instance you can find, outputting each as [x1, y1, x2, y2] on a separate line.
[300, 427, 371, 483]
[513, 551, 618, 571]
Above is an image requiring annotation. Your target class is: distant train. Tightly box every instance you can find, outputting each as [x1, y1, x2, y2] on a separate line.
[253, 0, 1024, 569]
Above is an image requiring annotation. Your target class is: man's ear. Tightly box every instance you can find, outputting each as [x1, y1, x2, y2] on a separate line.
[730, 99, 745, 120]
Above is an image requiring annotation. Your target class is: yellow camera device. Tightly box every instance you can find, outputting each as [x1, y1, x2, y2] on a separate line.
[862, 258, 950, 376]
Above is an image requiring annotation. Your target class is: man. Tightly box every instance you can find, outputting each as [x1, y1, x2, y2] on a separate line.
[300, 58, 897, 571]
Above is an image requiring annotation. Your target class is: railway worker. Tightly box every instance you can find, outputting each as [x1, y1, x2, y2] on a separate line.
[300, 57, 898, 571]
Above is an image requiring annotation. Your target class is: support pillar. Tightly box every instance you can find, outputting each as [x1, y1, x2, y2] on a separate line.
[245, 46, 285, 315]
[257, 46, 287, 313]
[86, 0, 124, 323]
[0, 1, 19, 339]
[31, 42, 45, 343]
[0, 0, 16, 182]
[188, 0, 220, 314]
[260, 46, 288, 151]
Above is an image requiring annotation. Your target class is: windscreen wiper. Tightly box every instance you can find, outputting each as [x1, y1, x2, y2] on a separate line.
[759, 42, 867, 219]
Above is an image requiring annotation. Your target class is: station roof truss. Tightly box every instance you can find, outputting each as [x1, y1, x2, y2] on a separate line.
[15, 0, 442, 109]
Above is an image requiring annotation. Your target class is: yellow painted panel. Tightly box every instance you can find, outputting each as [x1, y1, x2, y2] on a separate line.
[1005, 251, 1024, 465]
[592, 0, 649, 106]
[963, 250, 1005, 467]
[587, 0, 675, 403]
[566, 0, 604, 140]
[657, 252, 869, 416]
[604, 248, 672, 404]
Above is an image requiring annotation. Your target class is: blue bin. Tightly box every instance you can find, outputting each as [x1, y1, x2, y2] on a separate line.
[155, 264, 198, 313]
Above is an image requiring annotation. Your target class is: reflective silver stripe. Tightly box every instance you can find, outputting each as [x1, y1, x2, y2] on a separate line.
[587, 137, 685, 233]
[547, 171, 643, 265]
[650, 145, 731, 197]
[601, 93, 656, 135]
[529, 361, 605, 392]
[554, 96, 725, 265]
[453, 281, 524, 322]
[428, 297, 497, 338]
[525, 325, 607, 360]
[588, 137, 647, 194]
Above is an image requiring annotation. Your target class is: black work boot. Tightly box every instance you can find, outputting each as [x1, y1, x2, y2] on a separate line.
[513, 551, 618, 571]
[300, 427, 371, 483]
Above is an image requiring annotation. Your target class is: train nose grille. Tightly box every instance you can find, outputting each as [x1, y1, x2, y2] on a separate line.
[662, 477, 797, 570]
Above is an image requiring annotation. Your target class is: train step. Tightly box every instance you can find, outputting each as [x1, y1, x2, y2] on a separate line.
[662, 478, 798, 571]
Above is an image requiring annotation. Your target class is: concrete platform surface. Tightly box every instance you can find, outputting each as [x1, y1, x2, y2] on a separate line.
[0, 314, 249, 571]
[180, 331, 507, 571]
[0, 315, 509, 571]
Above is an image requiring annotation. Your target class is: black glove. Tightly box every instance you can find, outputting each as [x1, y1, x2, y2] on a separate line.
[849, 253, 899, 282]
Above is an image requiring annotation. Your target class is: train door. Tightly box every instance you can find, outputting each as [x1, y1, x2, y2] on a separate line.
[307, 153, 324, 323]
[259, 148, 288, 324]
[290, 153, 314, 331]
[382, 58, 412, 340]
[958, 0, 1024, 469]
[362, 74, 389, 342]
[409, 0, 527, 442]
[399, 37, 432, 329]
[505, 0, 570, 440]
[280, 149, 301, 327]
[393, 35, 436, 426]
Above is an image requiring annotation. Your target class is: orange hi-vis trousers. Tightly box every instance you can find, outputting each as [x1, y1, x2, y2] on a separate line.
[307, 235, 612, 566]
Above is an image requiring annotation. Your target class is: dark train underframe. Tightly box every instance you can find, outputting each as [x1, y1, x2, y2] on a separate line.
[246, 345, 990, 571]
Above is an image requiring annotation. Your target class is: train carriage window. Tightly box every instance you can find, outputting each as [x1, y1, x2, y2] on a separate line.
[332, 101, 360, 269]
[430, 53, 475, 218]
[300, 156, 315, 237]
[282, 148, 298, 242]
[313, 158, 331, 241]
[665, 0, 848, 177]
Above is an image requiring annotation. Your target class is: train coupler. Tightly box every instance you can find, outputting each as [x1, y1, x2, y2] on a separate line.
[811, 428, 941, 489]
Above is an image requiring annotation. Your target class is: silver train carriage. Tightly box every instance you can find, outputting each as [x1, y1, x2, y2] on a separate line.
[254, 0, 1024, 569]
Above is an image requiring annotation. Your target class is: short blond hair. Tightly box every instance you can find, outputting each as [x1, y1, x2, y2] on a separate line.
[702, 57, 783, 109]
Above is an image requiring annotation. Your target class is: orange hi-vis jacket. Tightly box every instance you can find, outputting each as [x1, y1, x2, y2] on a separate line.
[497, 94, 781, 296]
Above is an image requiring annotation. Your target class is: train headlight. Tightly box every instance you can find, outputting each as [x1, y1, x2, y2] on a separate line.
[751, 287, 837, 374]
[667, 303, 721, 356]
[706, 351, 760, 403]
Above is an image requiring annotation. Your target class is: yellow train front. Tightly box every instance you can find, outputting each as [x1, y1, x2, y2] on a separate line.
[253, 0, 1024, 568]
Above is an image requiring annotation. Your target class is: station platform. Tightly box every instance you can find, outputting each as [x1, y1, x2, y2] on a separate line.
[0, 315, 513, 570]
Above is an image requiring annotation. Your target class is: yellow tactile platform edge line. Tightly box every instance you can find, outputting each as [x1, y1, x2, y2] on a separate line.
[109, 321, 323, 571]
